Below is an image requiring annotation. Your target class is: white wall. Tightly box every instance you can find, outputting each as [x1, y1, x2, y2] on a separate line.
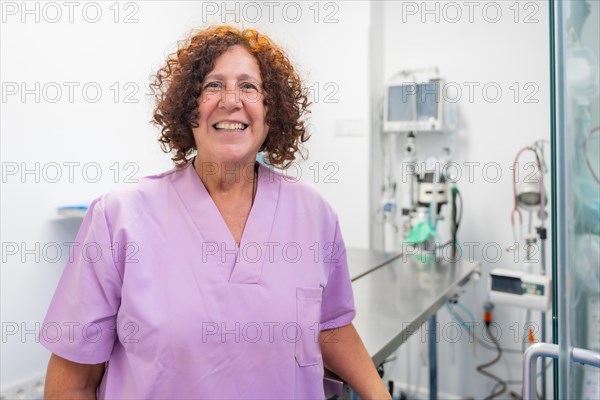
[370, 1, 552, 398]
[0, 1, 371, 388]
[2, 1, 560, 396]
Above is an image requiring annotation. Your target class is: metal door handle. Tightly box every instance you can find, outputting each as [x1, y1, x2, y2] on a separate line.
[522, 343, 600, 399]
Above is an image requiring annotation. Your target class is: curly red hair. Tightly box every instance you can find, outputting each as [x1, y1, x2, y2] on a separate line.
[150, 25, 311, 168]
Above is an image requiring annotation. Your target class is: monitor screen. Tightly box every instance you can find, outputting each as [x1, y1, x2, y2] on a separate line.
[387, 85, 414, 122]
[387, 81, 439, 122]
[416, 82, 439, 121]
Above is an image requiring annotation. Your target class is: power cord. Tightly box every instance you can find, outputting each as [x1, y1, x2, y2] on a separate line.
[490, 361, 552, 400]
[445, 302, 523, 355]
[477, 302, 507, 400]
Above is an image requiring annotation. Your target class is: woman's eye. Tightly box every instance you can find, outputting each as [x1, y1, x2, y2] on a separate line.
[241, 82, 258, 91]
[204, 82, 221, 90]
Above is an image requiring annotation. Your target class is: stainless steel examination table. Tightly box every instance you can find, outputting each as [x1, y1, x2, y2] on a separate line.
[323, 247, 481, 400]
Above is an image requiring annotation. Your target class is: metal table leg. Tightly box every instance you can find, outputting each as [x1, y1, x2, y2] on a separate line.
[429, 314, 437, 400]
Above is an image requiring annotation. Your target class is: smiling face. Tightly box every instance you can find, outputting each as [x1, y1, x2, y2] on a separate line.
[193, 45, 269, 168]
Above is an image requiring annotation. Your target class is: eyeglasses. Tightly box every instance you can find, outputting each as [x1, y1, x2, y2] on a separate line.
[200, 80, 264, 104]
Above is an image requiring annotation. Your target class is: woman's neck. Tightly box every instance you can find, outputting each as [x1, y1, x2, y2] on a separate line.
[193, 158, 257, 198]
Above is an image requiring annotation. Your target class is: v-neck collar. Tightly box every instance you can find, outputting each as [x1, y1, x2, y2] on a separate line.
[169, 160, 281, 284]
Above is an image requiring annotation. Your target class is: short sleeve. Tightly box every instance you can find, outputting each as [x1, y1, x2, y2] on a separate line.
[39, 196, 122, 364]
[319, 217, 356, 331]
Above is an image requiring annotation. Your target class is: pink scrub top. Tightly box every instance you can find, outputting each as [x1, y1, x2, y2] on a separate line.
[40, 160, 356, 399]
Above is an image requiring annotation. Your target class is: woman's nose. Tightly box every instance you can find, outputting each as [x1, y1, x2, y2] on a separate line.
[219, 84, 242, 110]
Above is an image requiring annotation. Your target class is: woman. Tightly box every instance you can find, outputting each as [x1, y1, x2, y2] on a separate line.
[41, 25, 390, 399]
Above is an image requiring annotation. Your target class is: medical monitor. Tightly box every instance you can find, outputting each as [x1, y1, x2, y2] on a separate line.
[384, 75, 444, 133]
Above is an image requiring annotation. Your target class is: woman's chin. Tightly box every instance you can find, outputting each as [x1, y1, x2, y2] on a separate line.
[213, 152, 255, 166]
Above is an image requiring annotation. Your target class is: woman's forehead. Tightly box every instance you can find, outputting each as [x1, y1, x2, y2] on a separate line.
[209, 46, 260, 73]
[205, 45, 261, 81]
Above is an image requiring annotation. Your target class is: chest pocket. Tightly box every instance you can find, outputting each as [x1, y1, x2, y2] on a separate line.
[295, 286, 323, 367]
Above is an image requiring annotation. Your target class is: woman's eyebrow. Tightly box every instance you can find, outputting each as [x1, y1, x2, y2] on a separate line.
[238, 73, 261, 82]
[204, 73, 261, 82]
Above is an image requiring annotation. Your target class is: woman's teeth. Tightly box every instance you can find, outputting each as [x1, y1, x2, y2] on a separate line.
[214, 122, 248, 131]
